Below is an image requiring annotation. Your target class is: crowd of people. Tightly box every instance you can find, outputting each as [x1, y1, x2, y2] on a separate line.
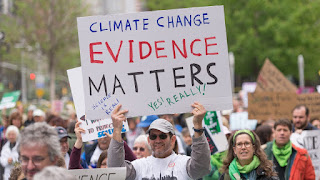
[0, 94, 319, 180]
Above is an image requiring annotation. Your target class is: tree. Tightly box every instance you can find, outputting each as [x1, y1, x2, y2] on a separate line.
[146, 0, 320, 85]
[1, 0, 87, 105]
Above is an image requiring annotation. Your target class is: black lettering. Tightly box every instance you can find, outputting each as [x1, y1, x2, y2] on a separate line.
[113, 75, 125, 94]
[128, 71, 144, 92]
[89, 75, 107, 96]
[150, 69, 165, 92]
[190, 63, 203, 86]
[173, 67, 186, 88]
[99, 173, 108, 180]
[108, 173, 116, 179]
[207, 62, 218, 84]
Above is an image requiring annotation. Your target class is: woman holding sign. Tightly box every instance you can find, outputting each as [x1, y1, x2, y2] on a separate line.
[219, 130, 278, 180]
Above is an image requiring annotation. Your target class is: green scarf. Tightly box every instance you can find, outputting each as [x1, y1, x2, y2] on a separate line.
[211, 151, 227, 170]
[272, 140, 292, 167]
[229, 155, 260, 180]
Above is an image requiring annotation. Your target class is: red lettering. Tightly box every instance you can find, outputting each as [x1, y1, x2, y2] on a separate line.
[154, 40, 167, 58]
[105, 41, 123, 63]
[190, 39, 201, 56]
[205, 37, 218, 55]
[89, 42, 103, 64]
[129, 40, 134, 63]
[139, 41, 152, 59]
[172, 39, 187, 59]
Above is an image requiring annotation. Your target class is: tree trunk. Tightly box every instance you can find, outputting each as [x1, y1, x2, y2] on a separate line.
[48, 0, 56, 111]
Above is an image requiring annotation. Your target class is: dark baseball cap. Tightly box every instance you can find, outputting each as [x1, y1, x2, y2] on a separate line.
[55, 126, 71, 140]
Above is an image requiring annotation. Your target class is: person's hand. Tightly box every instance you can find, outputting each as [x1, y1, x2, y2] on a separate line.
[111, 104, 128, 142]
[191, 102, 206, 129]
[8, 157, 13, 164]
[74, 121, 85, 149]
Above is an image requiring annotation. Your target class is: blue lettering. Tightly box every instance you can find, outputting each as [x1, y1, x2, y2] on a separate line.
[184, 15, 192, 26]
[203, 13, 209, 24]
[157, 17, 164, 27]
[100, 22, 108, 31]
[125, 19, 132, 31]
[114, 20, 123, 32]
[133, 19, 140, 30]
[167, 16, 174, 28]
[194, 14, 201, 26]
[176, 15, 183, 27]
[90, 22, 97, 32]
[143, 18, 149, 30]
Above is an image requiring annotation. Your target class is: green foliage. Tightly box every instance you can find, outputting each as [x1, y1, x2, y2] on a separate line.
[146, 0, 320, 84]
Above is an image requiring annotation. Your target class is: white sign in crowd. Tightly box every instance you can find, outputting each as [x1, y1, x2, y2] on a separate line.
[77, 5, 232, 120]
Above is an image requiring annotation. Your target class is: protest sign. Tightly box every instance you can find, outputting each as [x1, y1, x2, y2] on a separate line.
[241, 82, 256, 108]
[77, 6, 232, 120]
[186, 111, 228, 154]
[255, 59, 297, 93]
[67, 67, 129, 142]
[290, 130, 320, 179]
[69, 167, 126, 180]
[297, 93, 320, 119]
[248, 92, 297, 120]
[0, 91, 21, 110]
[248, 92, 320, 120]
[229, 112, 257, 131]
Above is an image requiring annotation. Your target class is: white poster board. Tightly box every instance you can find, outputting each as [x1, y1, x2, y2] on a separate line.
[69, 167, 126, 180]
[186, 111, 228, 153]
[77, 6, 232, 120]
[67, 67, 129, 142]
[291, 130, 320, 179]
[229, 112, 258, 131]
[241, 82, 256, 108]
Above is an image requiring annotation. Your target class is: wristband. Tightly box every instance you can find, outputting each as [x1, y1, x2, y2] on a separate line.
[193, 127, 205, 133]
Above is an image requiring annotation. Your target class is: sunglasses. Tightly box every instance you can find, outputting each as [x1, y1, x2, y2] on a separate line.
[133, 147, 145, 152]
[149, 133, 168, 140]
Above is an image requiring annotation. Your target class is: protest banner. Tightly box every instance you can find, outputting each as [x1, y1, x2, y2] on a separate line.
[69, 167, 126, 180]
[229, 112, 257, 131]
[290, 130, 320, 179]
[255, 59, 297, 93]
[248, 92, 320, 120]
[0, 91, 21, 110]
[67, 67, 129, 142]
[77, 6, 233, 120]
[186, 111, 228, 154]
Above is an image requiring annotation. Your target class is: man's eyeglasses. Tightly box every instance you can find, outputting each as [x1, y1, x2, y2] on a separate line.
[20, 156, 46, 166]
[149, 133, 168, 140]
[235, 142, 252, 149]
[133, 147, 145, 152]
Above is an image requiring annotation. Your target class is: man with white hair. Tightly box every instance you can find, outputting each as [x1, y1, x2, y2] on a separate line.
[132, 135, 152, 159]
[19, 122, 61, 180]
[108, 102, 211, 179]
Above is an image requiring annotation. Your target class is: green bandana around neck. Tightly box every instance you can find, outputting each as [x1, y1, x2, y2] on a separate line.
[272, 140, 292, 167]
[229, 155, 260, 180]
[233, 130, 255, 143]
[211, 151, 227, 171]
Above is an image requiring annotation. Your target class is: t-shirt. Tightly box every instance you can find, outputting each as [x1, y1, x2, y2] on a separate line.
[132, 151, 191, 180]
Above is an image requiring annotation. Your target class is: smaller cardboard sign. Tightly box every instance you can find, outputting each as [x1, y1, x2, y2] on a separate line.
[255, 59, 297, 93]
[186, 111, 228, 154]
[249, 92, 320, 121]
[290, 130, 320, 180]
[0, 91, 21, 110]
[68, 167, 126, 180]
[229, 112, 257, 131]
[248, 92, 297, 120]
[67, 67, 129, 142]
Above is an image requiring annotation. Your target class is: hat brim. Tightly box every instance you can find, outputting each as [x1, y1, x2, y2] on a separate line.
[59, 134, 71, 139]
[147, 127, 171, 134]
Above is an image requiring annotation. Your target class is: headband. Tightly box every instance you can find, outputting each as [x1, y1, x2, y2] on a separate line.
[233, 130, 255, 143]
